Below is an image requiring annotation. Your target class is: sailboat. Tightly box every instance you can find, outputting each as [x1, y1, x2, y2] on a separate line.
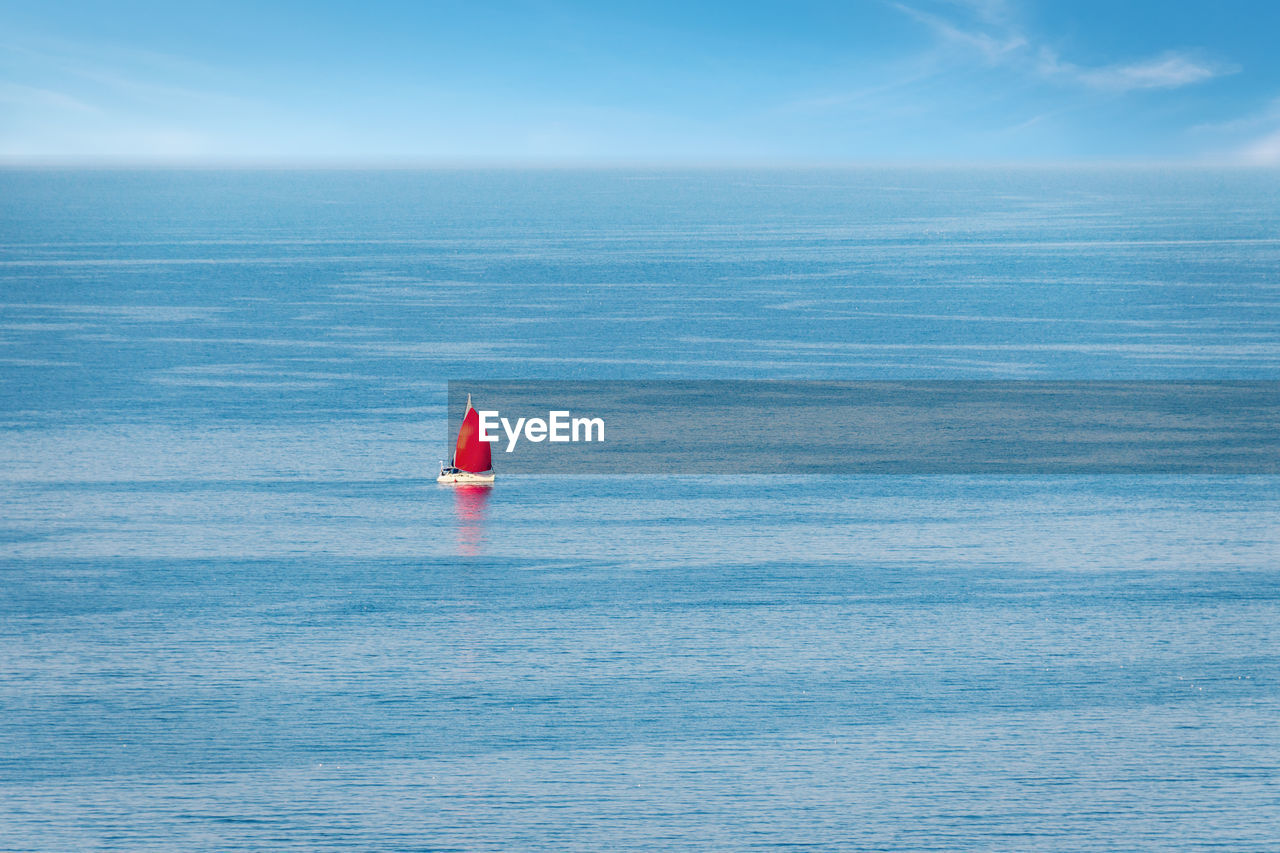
[438, 393, 496, 485]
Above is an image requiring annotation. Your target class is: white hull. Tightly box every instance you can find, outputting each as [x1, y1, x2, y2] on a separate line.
[437, 466, 495, 485]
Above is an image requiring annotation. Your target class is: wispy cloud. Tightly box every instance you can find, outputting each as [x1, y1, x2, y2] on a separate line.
[780, 67, 940, 114]
[1190, 96, 1280, 135]
[0, 81, 100, 114]
[1186, 96, 1280, 164]
[897, 2, 1235, 93]
[1238, 128, 1280, 165]
[0, 35, 251, 111]
[1224, 98, 1280, 165]
[1040, 49, 1234, 92]
[892, 3, 1026, 63]
[0, 32, 254, 161]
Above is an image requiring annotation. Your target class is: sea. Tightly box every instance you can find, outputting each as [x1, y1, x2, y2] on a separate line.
[1, 168, 1278, 850]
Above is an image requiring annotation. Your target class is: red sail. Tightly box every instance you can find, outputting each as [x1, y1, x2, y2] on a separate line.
[453, 404, 492, 473]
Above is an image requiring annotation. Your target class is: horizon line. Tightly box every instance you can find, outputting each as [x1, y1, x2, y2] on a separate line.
[1, 156, 1276, 171]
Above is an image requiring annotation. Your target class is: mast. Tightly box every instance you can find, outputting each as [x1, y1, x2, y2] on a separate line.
[451, 393, 474, 468]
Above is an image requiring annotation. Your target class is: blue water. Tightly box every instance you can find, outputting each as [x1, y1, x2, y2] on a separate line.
[2, 169, 1279, 850]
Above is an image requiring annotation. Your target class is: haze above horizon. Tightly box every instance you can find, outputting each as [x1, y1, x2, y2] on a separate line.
[2, 1, 1280, 166]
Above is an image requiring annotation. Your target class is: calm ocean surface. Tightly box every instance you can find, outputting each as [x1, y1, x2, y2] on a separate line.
[2, 169, 1279, 850]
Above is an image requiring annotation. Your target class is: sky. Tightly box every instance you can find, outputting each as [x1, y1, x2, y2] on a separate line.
[2, 0, 1280, 165]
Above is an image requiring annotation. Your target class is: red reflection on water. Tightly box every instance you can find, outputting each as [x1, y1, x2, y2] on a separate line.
[452, 485, 491, 555]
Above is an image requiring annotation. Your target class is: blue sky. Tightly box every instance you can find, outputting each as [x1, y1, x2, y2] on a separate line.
[2, 0, 1279, 164]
